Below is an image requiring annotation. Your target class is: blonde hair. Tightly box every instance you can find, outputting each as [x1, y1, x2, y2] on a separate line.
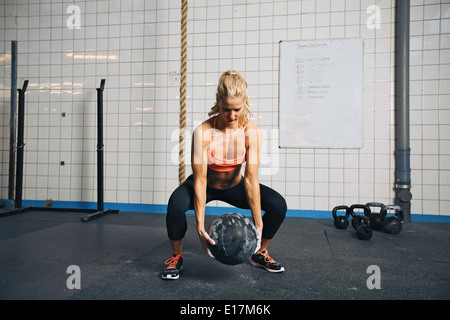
[208, 70, 251, 126]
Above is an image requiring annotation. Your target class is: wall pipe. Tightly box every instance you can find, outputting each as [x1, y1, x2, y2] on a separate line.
[395, 0, 412, 223]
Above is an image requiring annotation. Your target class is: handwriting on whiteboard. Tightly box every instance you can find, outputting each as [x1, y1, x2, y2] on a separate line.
[295, 57, 334, 102]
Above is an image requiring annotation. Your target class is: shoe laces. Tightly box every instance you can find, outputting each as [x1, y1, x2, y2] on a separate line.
[165, 254, 182, 270]
[259, 250, 277, 264]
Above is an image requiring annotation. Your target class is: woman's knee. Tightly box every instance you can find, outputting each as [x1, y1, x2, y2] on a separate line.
[260, 187, 287, 239]
[167, 192, 189, 217]
[166, 199, 188, 241]
[278, 194, 287, 217]
[166, 181, 194, 240]
[262, 186, 287, 217]
[167, 179, 194, 217]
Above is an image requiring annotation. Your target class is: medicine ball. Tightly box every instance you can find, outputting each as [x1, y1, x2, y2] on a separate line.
[207, 213, 258, 265]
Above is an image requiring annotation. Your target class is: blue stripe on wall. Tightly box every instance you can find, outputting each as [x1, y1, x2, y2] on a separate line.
[19, 200, 450, 223]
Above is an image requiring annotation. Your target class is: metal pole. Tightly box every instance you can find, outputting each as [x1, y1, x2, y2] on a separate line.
[81, 79, 119, 222]
[15, 80, 28, 209]
[96, 79, 105, 212]
[8, 41, 17, 200]
[395, 0, 412, 223]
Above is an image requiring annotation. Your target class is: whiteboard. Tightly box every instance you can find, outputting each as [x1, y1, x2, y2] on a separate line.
[279, 39, 363, 148]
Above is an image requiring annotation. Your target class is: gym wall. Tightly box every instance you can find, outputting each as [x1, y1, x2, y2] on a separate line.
[0, 0, 449, 218]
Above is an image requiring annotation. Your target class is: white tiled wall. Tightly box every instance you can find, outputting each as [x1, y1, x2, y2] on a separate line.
[410, 0, 450, 216]
[0, 0, 449, 217]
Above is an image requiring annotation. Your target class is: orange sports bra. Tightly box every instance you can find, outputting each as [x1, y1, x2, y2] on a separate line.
[207, 117, 246, 172]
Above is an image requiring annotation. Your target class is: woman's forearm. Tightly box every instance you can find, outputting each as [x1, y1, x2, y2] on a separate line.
[194, 177, 207, 234]
[244, 175, 263, 229]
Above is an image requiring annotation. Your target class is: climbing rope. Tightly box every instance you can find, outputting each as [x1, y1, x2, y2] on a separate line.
[179, 0, 188, 185]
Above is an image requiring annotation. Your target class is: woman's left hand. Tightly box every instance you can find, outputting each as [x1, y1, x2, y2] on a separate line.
[254, 227, 262, 253]
[198, 229, 216, 259]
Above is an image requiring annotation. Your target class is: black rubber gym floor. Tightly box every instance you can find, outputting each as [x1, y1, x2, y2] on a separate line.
[0, 209, 449, 302]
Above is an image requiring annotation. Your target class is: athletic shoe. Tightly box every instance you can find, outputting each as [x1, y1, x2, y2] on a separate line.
[250, 250, 285, 273]
[161, 253, 183, 280]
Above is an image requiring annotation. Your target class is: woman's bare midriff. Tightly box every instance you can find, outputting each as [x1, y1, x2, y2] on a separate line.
[207, 167, 242, 190]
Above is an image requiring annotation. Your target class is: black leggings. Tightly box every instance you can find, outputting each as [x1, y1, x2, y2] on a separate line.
[166, 174, 287, 241]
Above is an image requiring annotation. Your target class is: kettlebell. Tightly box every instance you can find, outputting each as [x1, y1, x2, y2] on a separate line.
[350, 204, 371, 230]
[380, 205, 404, 234]
[366, 202, 385, 231]
[332, 205, 350, 229]
[354, 215, 373, 240]
[349, 204, 372, 240]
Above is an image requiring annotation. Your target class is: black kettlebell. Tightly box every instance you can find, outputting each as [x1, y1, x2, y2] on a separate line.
[350, 204, 371, 229]
[380, 205, 404, 234]
[349, 204, 372, 240]
[332, 205, 350, 229]
[354, 215, 373, 240]
[366, 202, 385, 231]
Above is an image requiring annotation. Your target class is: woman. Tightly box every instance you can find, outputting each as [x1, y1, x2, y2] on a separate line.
[162, 70, 287, 280]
